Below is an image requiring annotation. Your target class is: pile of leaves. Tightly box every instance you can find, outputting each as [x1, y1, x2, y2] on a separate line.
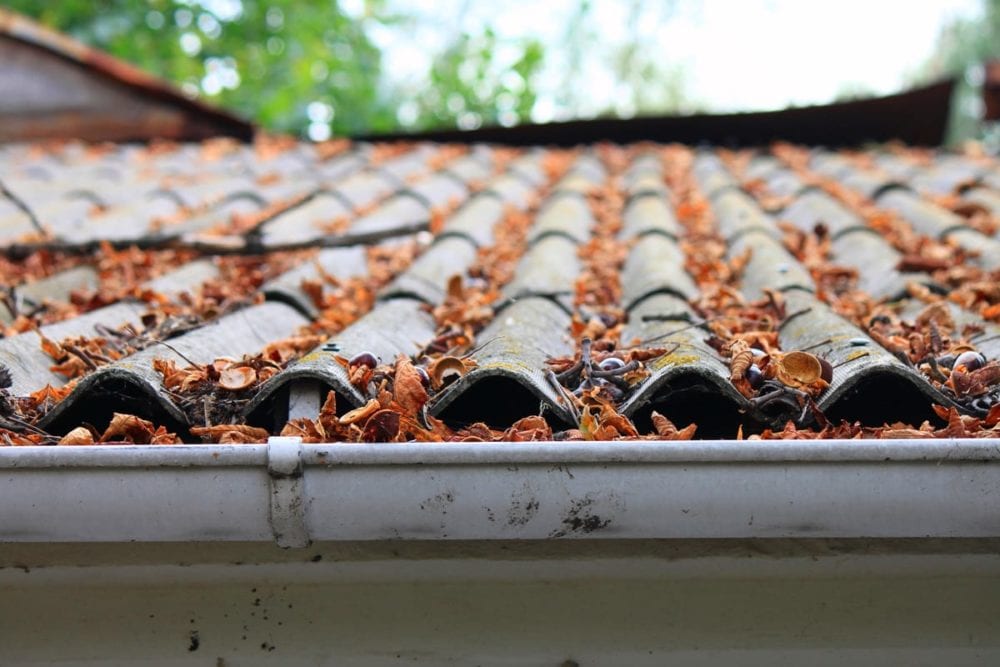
[275, 354, 695, 444]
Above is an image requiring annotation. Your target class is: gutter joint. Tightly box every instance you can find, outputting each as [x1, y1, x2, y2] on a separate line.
[267, 436, 311, 549]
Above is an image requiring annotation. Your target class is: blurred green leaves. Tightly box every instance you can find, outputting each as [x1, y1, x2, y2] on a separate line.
[5, 0, 546, 137]
[411, 28, 543, 130]
[920, 0, 1000, 144]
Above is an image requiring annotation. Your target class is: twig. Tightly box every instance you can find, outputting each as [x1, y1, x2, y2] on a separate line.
[0, 219, 431, 259]
[545, 368, 580, 423]
[0, 178, 46, 236]
[61, 343, 98, 372]
[148, 340, 200, 367]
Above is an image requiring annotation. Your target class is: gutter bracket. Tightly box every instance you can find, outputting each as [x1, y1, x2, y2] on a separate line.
[266, 436, 311, 549]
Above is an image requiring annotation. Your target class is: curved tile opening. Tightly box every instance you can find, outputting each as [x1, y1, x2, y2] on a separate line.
[432, 373, 572, 430]
[625, 371, 746, 440]
[822, 369, 946, 427]
[37, 372, 188, 436]
[243, 374, 356, 431]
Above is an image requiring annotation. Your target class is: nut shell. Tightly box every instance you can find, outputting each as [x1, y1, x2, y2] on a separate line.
[218, 366, 257, 391]
[429, 356, 467, 390]
[775, 351, 823, 388]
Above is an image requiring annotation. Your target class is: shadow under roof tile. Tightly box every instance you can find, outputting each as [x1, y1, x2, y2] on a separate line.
[38, 301, 309, 435]
[778, 290, 948, 426]
[429, 296, 576, 428]
[619, 293, 747, 439]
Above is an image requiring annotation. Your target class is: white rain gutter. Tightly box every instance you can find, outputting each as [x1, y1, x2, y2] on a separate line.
[4, 438, 1000, 664]
[2, 437, 999, 545]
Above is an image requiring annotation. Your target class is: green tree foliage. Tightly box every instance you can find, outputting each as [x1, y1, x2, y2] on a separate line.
[920, 0, 1000, 144]
[4, 0, 546, 137]
[410, 28, 543, 130]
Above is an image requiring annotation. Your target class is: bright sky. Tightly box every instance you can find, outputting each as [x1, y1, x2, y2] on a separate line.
[367, 0, 981, 122]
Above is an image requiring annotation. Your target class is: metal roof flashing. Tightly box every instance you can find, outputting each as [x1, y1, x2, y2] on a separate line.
[2, 437, 998, 546]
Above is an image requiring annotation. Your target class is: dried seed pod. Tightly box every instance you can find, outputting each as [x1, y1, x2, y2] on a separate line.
[599, 357, 626, 371]
[445, 274, 464, 300]
[218, 366, 257, 391]
[728, 339, 753, 383]
[936, 353, 956, 369]
[954, 351, 986, 372]
[211, 357, 237, 373]
[775, 351, 824, 388]
[429, 356, 467, 390]
[349, 351, 379, 368]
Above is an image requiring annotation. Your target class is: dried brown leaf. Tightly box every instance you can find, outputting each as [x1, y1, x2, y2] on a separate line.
[393, 356, 429, 416]
[189, 424, 269, 444]
[59, 426, 95, 446]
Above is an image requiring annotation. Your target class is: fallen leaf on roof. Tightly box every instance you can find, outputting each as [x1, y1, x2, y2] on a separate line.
[190, 424, 269, 444]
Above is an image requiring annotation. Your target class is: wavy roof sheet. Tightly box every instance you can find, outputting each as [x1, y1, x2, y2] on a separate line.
[3, 137, 1000, 443]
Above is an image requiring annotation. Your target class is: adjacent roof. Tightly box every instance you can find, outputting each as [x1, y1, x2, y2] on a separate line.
[0, 9, 253, 142]
[2, 136, 1000, 445]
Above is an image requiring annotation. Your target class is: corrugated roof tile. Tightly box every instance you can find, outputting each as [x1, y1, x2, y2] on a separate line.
[4, 138, 1000, 443]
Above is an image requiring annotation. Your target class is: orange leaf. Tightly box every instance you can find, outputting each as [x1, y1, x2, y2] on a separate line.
[59, 426, 95, 446]
[190, 424, 269, 444]
[393, 356, 429, 416]
[362, 409, 401, 442]
[339, 398, 380, 425]
[38, 333, 64, 360]
[100, 413, 156, 444]
[651, 411, 697, 440]
[982, 303, 1000, 321]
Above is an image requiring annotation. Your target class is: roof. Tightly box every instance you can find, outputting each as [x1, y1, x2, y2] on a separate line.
[0, 9, 253, 142]
[366, 78, 958, 147]
[2, 136, 1000, 445]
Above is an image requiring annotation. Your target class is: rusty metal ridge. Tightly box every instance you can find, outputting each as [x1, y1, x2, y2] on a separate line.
[0, 8, 254, 140]
[358, 79, 957, 147]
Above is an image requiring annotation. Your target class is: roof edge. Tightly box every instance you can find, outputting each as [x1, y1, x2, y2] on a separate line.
[361, 78, 958, 148]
